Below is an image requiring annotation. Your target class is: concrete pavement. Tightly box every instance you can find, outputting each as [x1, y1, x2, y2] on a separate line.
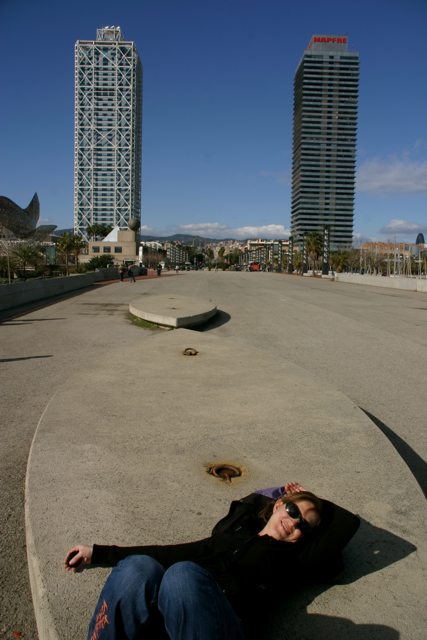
[1, 271, 426, 639]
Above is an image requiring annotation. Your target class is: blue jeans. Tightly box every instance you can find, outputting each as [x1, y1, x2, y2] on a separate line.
[87, 555, 246, 640]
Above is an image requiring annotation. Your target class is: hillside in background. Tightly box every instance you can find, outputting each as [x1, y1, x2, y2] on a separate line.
[140, 233, 241, 244]
[54, 230, 244, 244]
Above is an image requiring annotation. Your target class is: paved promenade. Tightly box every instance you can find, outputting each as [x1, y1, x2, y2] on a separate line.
[1, 271, 426, 639]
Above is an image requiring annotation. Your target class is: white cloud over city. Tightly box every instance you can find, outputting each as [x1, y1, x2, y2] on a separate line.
[356, 155, 427, 197]
[177, 223, 290, 240]
[352, 232, 381, 244]
[377, 220, 427, 235]
[140, 222, 290, 240]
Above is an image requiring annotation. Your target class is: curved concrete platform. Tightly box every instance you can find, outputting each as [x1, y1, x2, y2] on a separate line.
[26, 329, 421, 639]
[129, 294, 217, 327]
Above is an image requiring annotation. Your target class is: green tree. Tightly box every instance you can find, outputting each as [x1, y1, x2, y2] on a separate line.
[86, 224, 113, 240]
[13, 244, 45, 278]
[218, 247, 225, 260]
[0, 254, 18, 280]
[347, 248, 360, 274]
[206, 248, 213, 265]
[281, 251, 288, 271]
[84, 254, 114, 270]
[305, 232, 323, 274]
[293, 252, 302, 272]
[71, 235, 87, 266]
[56, 232, 75, 276]
[329, 250, 348, 273]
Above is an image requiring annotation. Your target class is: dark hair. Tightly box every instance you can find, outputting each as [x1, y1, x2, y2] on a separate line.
[258, 491, 323, 525]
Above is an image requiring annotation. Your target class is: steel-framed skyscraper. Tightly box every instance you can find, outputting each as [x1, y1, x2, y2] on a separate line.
[290, 35, 359, 250]
[74, 27, 142, 239]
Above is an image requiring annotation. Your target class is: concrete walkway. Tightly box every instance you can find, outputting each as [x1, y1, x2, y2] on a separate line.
[2, 271, 426, 639]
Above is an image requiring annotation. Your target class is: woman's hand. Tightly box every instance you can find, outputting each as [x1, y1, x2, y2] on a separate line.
[63, 545, 93, 572]
[285, 482, 308, 495]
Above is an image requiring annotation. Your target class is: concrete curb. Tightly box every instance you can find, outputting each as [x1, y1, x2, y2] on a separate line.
[129, 294, 217, 327]
[334, 273, 427, 292]
[0, 273, 105, 312]
[25, 393, 60, 640]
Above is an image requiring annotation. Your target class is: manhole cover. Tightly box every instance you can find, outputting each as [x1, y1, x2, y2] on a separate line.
[183, 348, 198, 356]
[210, 464, 241, 483]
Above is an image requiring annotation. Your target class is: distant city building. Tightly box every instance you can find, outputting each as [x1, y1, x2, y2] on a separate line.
[140, 241, 163, 250]
[416, 233, 425, 245]
[361, 241, 425, 259]
[291, 35, 359, 250]
[163, 242, 186, 265]
[74, 27, 142, 239]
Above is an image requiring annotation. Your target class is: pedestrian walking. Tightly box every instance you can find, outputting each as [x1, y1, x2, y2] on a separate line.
[128, 264, 136, 282]
[119, 266, 124, 282]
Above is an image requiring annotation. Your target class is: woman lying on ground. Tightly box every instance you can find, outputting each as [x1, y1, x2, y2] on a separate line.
[64, 482, 359, 640]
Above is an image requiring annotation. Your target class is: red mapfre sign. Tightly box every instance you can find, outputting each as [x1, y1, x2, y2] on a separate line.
[307, 35, 347, 50]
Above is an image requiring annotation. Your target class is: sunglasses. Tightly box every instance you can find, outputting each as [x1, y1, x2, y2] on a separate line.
[285, 502, 314, 535]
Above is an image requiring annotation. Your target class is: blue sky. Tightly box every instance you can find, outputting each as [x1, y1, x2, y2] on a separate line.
[1, 0, 426, 242]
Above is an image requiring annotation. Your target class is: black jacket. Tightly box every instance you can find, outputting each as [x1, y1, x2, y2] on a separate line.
[92, 493, 359, 630]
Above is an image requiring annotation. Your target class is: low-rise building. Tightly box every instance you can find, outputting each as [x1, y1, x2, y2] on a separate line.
[82, 227, 138, 264]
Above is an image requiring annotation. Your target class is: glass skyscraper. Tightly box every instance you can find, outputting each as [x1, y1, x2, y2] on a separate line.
[74, 27, 142, 239]
[291, 35, 359, 250]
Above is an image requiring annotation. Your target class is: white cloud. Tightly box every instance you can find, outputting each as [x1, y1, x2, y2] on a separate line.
[178, 223, 229, 233]
[356, 156, 427, 197]
[377, 220, 427, 235]
[177, 223, 290, 240]
[140, 224, 157, 234]
[352, 232, 381, 244]
[37, 217, 53, 226]
[260, 170, 291, 185]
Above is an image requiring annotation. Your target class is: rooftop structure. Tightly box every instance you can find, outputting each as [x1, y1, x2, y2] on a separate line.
[74, 27, 142, 239]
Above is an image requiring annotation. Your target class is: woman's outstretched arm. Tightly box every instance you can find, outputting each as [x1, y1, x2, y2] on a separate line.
[63, 545, 93, 572]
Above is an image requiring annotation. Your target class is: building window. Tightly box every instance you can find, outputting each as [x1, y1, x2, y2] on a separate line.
[92, 246, 100, 253]
[114, 246, 122, 253]
[103, 246, 111, 253]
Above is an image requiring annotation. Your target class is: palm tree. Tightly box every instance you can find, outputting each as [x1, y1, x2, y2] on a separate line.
[56, 232, 75, 276]
[218, 247, 225, 261]
[305, 232, 323, 274]
[72, 235, 87, 266]
[86, 224, 113, 240]
[12, 244, 45, 278]
[206, 248, 213, 265]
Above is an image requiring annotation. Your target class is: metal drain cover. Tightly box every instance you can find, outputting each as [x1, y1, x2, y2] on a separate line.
[210, 464, 241, 483]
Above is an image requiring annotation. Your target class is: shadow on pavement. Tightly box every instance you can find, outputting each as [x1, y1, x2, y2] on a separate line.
[0, 355, 53, 362]
[342, 517, 416, 583]
[361, 407, 427, 500]
[266, 610, 399, 640]
[191, 309, 231, 331]
[265, 517, 414, 639]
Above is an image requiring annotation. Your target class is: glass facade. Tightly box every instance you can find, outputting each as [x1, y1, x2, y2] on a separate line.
[74, 27, 142, 239]
[291, 35, 359, 250]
